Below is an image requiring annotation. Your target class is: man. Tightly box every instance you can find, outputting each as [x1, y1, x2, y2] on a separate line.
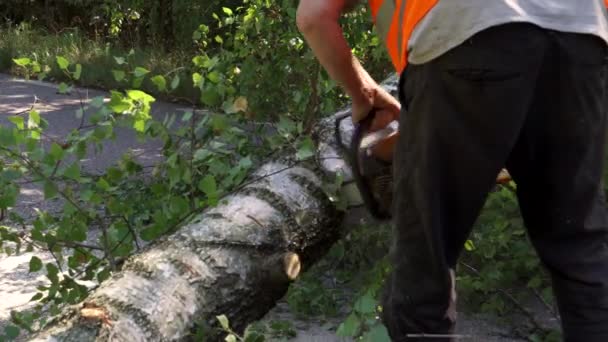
[296, 1, 608, 341]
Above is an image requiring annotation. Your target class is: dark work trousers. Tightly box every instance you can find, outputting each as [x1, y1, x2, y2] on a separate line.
[380, 23, 608, 341]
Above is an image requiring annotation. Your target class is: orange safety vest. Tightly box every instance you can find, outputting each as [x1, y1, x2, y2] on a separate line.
[368, 0, 439, 74]
[369, 0, 608, 73]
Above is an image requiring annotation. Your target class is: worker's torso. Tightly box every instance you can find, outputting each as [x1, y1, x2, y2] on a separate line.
[407, 0, 608, 65]
[376, 0, 608, 69]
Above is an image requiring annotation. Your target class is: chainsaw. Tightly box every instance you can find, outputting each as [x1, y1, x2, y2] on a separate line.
[335, 109, 396, 220]
[335, 110, 512, 221]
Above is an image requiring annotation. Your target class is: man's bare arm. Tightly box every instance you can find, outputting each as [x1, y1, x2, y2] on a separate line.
[296, 0, 399, 122]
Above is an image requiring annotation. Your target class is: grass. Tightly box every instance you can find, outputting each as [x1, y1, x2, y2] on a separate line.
[0, 22, 200, 103]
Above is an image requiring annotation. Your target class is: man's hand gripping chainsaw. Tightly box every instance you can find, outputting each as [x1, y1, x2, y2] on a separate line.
[337, 110, 512, 220]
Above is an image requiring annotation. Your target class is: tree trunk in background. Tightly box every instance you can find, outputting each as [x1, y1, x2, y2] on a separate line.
[43, 0, 53, 29]
[29, 75, 400, 342]
[160, 0, 174, 50]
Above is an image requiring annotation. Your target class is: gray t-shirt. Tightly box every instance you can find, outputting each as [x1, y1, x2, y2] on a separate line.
[407, 0, 608, 64]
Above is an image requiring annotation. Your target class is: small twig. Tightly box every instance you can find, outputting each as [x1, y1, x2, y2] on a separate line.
[189, 107, 197, 211]
[304, 62, 321, 133]
[163, 66, 185, 77]
[167, 96, 196, 106]
[246, 215, 266, 230]
[532, 288, 558, 319]
[59, 240, 105, 251]
[459, 262, 547, 333]
[404, 333, 473, 339]
[49, 159, 62, 179]
[230, 163, 300, 194]
[47, 245, 64, 273]
[123, 216, 140, 251]
[100, 222, 116, 271]
[71, 230, 132, 280]
[14, 96, 40, 116]
[75, 87, 89, 130]
[0, 147, 87, 215]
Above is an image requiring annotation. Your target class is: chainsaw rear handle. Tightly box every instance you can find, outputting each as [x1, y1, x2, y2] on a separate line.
[350, 109, 393, 220]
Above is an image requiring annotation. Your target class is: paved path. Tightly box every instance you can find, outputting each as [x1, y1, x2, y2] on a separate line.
[0, 73, 193, 173]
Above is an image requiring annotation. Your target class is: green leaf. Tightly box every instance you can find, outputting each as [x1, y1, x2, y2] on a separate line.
[336, 313, 360, 337]
[192, 56, 206, 67]
[69, 222, 87, 242]
[134, 119, 146, 132]
[133, 67, 150, 78]
[277, 116, 296, 138]
[109, 91, 131, 113]
[222, 7, 234, 16]
[140, 224, 164, 241]
[28, 110, 40, 128]
[31, 60, 41, 73]
[181, 111, 193, 122]
[0, 127, 16, 146]
[73, 64, 82, 80]
[90, 96, 105, 108]
[132, 77, 143, 88]
[8, 116, 24, 130]
[362, 324, 391, 342]
[58, 82, 70, 94]
[112, 70, 126, 82]
[49, 142, 65, 161]
[193, 149, 212, 162]
[192, 73, 204, 88]
[151, 75, 167, 92]
[63, 162, 81, 181]
[29, 256, 43, 272]
[43, 181, 58, 199]
[114, 56, 126, 65]
[199, 175, 217, 198]
[96, 178, 110, 191]
[171, 75, 180, 90]
[243, 332, 265, 342]
[46, 263, 59, 284]
[296, 137, 315, 160]
[1, 170, 22, 183]
[127, 90, 155, 105]
[13, 58, 31, 67]
[4, 325, 20, 339]
[93, 124, 113, 139]
[207, 71, 221, 84]
[56, 56, 69, 70]
[97, 268, 111, 283]
[201, 87, 221, 107]
[169, 196, 189, 215]
[30, 293, 43, 302]
[354, 293, 377, 314]
[217, 314, 230, 330]
[464, 240, 475, 252]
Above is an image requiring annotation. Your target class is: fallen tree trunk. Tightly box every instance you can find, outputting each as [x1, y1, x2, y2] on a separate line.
[29, 75, 401, 342]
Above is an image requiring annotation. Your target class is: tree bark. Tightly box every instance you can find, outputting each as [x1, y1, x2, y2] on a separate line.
[29, 75, 401, 342]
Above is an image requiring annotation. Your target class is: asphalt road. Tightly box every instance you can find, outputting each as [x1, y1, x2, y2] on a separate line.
[0, 73, 194, 173]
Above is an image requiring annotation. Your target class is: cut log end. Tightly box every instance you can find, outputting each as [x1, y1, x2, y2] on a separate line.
[79, 303, 113, 327]
[496, 169, 512, 185]
[284, 252, 301, 281]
